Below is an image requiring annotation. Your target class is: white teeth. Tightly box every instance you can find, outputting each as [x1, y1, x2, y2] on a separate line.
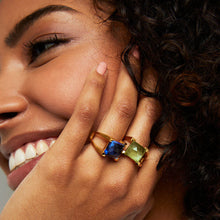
[49, 140, 56, 148]
[36, 140, 49, 155]
[14, 149, 26, 167]
[9, 155, 15, 171]
[25, 144, 37, 160]
[9, 139, 56, 171]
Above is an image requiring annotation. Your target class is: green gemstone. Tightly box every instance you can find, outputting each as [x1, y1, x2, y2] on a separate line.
[124, 141, 146, 164]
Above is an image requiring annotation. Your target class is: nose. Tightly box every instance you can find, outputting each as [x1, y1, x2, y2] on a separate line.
[0, 57, 28, 126]
[0, 95, 28, 125]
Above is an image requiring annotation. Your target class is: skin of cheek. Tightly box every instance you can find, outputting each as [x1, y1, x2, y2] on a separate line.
[22, 42, 122, 128]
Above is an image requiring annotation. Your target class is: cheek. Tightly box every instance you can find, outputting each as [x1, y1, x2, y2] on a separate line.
[25, 51, 92, 118]
[24, 45, 120, 119]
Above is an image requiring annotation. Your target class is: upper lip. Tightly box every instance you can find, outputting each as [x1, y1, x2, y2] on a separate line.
[0, 129, 63, 159]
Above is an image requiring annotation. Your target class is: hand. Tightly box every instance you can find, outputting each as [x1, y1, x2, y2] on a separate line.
[1, 59, 162, 220]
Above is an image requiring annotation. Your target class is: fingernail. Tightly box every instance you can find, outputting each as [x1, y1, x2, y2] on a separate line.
[132, 46, 140, 59]
[96, 62, 107, 75]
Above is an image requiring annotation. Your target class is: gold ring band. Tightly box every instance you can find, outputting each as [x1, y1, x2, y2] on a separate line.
[90, 132, 125, 161]
[123, 136, 148, 167]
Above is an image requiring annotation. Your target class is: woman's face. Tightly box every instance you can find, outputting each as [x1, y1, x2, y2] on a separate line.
[0, 0, 126, 189]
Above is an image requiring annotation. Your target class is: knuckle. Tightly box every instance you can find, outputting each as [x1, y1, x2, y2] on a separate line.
[41, 157, 73, 186]
[88, 77, 104, 90]
[104, 176, 128, 198]
[115, 100, 136, 120]
[78, 169, 97, 186]
[77, 102, 96, 124]
[142, 99, 161, 120]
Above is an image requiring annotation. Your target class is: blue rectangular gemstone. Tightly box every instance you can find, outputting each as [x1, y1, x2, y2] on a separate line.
[104, 140, 124, 159]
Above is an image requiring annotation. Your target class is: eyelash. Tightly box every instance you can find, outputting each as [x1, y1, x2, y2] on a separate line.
[24, 34, 70, 64]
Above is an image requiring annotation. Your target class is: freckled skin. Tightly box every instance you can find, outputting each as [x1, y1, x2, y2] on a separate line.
[0, 0, 127, 175]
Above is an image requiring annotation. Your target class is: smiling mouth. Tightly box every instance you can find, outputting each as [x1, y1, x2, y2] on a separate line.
[8, 138, 56, 171]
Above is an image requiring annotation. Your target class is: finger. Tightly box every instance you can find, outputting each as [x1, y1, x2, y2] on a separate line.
[128, 65, 163, 193]
[89, 54, 144, 198]
[51, 62, 108, 159]
[136, 65, 163, 173]
[116, 64, 160, 168]
[90, 61, 139, 160]
[126, 97, 161, 148]
[112, 65, 163, 204]
[113, 97, 161, 180]
[130, 122, 175, 207]
[98, 63, 138, 137]
[138, 119, 176, 181]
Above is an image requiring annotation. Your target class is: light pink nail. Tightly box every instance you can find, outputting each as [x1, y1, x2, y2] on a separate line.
[96, 62, 107, 75]
[132, 47, 140, 59]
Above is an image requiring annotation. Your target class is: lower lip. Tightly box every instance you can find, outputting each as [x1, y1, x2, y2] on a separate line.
[7, 155, 44, 190]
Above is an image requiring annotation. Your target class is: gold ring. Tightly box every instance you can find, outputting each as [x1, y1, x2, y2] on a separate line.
[122, 136, 148, 167]
[90, 132, 125, 161]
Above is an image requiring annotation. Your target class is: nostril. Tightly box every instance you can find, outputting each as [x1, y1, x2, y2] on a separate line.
[0, 112, 18, 123]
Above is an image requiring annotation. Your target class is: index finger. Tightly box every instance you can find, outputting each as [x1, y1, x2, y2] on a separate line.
[50, 62, 108, 159]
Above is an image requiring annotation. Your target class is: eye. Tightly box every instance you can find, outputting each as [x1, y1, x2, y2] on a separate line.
[24, 34, 71, 64]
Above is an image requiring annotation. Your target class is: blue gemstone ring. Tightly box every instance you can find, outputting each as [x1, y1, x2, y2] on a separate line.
[90, 132, 125, 161]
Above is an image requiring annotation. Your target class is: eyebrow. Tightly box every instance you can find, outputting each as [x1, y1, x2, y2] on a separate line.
[5, 5, 77, 47]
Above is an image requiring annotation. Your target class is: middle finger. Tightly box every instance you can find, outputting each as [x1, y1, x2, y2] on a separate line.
[89, 62, 138, 168]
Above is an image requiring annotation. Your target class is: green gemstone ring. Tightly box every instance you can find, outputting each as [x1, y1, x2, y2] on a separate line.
[122, 136, 148, 167]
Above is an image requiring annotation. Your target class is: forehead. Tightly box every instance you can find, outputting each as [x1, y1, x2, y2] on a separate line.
[0, 0, 93, 12]
[0, 0, 96, 34]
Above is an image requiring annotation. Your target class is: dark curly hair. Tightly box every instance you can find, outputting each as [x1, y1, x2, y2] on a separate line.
[93, 0, 220, 219]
